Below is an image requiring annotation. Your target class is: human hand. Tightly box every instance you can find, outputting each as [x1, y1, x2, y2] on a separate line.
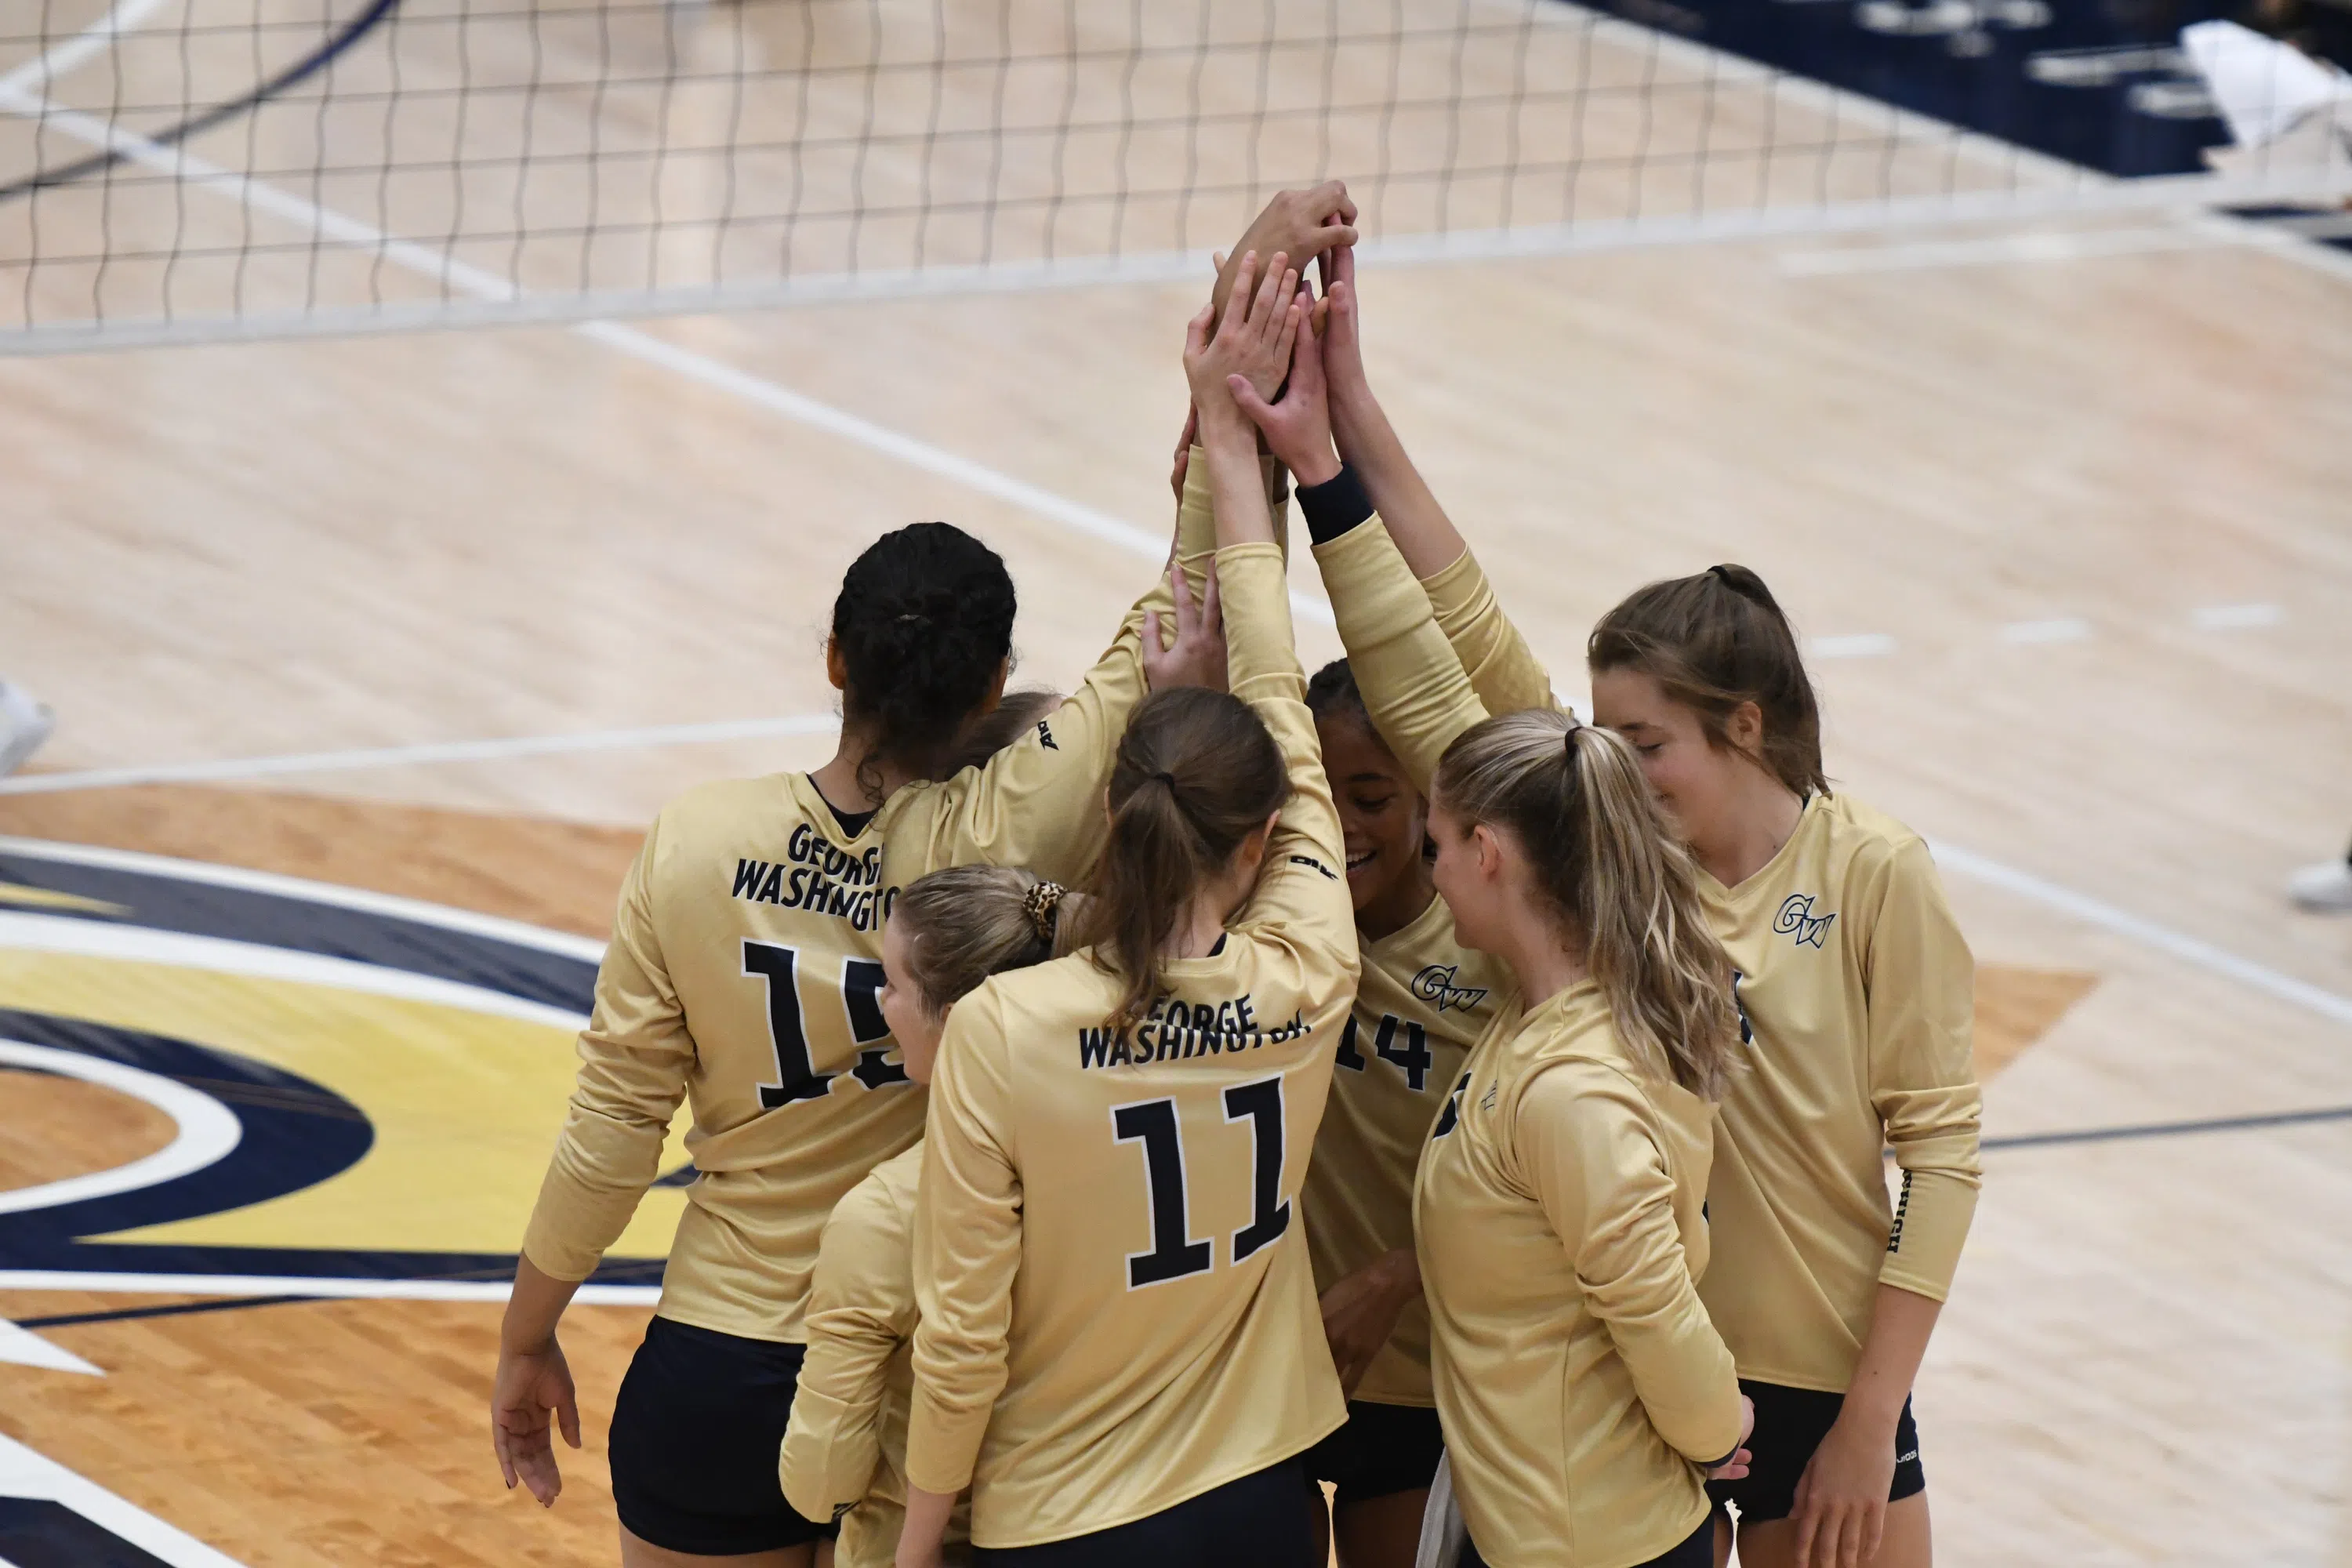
[1142, 557, 1225, 692]
[1211, 181, 1359, 316]
[1790, 1400, 1897, 1568]
[491, 1335, 581, 1507]
[1319, 242, 1368, 408]
[1317, 1249, 1421, 1397]
[1228, 301, 1339, 486]
[1183, 251, 1302, 428]
[1706, 1393, 1756, 1483]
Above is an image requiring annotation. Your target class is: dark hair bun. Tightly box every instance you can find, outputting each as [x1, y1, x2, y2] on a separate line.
[833, 522, 1017, 792]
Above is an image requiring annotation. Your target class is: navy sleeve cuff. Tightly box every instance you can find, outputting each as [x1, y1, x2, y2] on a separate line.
[1295, 463, 1374, 546]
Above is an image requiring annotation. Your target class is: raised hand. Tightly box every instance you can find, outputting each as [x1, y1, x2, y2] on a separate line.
[1183, 250, 1301, 421]
[1210, 182, 1359, 316]
[1142, 555, 1225, 693]
[1227, 297, 1340, 487]
[1319, 241, 1368, 408]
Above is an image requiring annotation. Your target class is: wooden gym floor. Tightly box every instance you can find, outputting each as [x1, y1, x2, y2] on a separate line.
[2, 2, 2350, 1565]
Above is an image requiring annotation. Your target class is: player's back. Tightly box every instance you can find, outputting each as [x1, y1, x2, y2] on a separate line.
[920, 931, 1351, 1545]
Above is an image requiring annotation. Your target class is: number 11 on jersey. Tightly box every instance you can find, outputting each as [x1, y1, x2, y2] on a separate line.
[1110, 1075, 1293, 1290]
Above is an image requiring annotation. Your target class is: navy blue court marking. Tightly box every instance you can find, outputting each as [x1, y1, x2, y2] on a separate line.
[15, 1294, 315, 1330]
[1983, 1102, 2352, 1152]
[0, 1010, 659, 1288]
[0, 0, 401, 204]
[0, 848, 597, 1014]
[0, 1499, 173, 1568]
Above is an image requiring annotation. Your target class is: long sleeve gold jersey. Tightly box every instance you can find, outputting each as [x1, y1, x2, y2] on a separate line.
[1302, 892, 1502, 1407]
[1418, 984, 1741, 1568]
[779, 1142, 970, 1568]
[1694, 796, 1981, 1392]
[906, 543, 1359, 1548]
[1311, 519, 1740, 1565]
[1319, 525, 1983, 1395]
[519, 494, 1225, 1344]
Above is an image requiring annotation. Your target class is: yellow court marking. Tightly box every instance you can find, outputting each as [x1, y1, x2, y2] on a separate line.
[0, 950, 691, 1261]
[0, 881, 128, 916]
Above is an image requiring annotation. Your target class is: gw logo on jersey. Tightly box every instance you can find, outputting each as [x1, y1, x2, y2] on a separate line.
[1773, 893, 1837, 949]
[1410, 964, 1487, 1014]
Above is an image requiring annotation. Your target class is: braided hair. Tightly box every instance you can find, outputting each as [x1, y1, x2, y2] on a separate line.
[833, 521, 1018, 801]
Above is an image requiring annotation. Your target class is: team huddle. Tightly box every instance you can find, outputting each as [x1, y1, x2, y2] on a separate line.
[488, 184, 1982, 1568]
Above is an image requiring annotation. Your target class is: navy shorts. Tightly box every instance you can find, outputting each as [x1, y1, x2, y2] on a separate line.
[1707, 1379, 1926, 1525]
[971, 1457, 1316, 1567]
[608, 1315, 837, 1555]
[1304, 1400, 1446, 1508]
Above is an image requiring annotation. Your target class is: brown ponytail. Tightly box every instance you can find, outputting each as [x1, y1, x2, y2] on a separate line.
[1434, 711, 1741, 1099]
[892, 865, 1093, 1016]
[1079, 687, 1288, 1026]
[1587, 563, 1827, 800]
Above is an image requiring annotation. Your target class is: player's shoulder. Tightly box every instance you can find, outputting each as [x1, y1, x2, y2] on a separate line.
[838, 1141, 924, 1232]
[1814, 791, 1929, 873]
[651, 773, 812, 847]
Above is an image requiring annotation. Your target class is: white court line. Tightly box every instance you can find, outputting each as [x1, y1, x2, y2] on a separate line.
[1809, 633, 1898, 659]
[1931, 842, 2352, 1029]
[0, 713, 839, 795]
[2, 68, 2347, 1051]
[1999, 616, 2095, 645]
[0, 1269, 661, 1304]
[0, 835, 608, 963]
[0, 1431, 249, 1566]
[1779, 224, 2230, 275]
[2193, 601, 2285, 630]
[0, 0, 173, 99]
[0, 88, 1338, 628]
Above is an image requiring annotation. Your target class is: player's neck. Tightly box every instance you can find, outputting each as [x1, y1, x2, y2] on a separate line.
[1689, 773, 1806, 890]
[1356, 859, 1435, 942]
[1492, 909, 1588, 1010]
[808, 733, 922, 814]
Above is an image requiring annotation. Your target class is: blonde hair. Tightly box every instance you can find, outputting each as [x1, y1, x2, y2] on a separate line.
[892, 864, 1091, 1016]
[1433, 710, 1740, 1099]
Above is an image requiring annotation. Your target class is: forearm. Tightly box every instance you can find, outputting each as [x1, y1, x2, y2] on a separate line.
[1330, 381, 1466, 580]
[1839, 1283, 1941, 1432]
[897, 1484, 957, 1566]
[1200, 408, 1277, 550]
[500, 1253, 583, 1352]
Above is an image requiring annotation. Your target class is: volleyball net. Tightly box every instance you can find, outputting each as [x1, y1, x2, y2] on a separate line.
[0, 0, 2344, 351]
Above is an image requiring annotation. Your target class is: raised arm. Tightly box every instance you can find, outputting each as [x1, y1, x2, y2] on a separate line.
[1187, 255, 1355, 957]
[913, 437, 1225, 885]
[1319, 245, 1560, 717]
[1519, 1061, 1744, 1468]
[779, 1160, 921, 1529]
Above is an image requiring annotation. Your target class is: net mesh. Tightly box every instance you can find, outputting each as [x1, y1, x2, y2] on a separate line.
[0, 0, 2342, 349]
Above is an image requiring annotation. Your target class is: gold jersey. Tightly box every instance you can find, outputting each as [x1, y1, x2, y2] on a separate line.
[1417, 983, 1741, 1568]
[1303, 892, 1501, 1407]
[906, 543, 1358, 1548]
[1697, 794, 1980, 1392]
[779, 1142, 971, 1568]
[1318, 524, 1983, 1396]
[520, 498, 1223, 1344]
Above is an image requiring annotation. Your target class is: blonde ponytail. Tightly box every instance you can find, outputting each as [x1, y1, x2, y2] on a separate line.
[1434, 711, 1740, 1099]
[1565, 724, 1742, 1099]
